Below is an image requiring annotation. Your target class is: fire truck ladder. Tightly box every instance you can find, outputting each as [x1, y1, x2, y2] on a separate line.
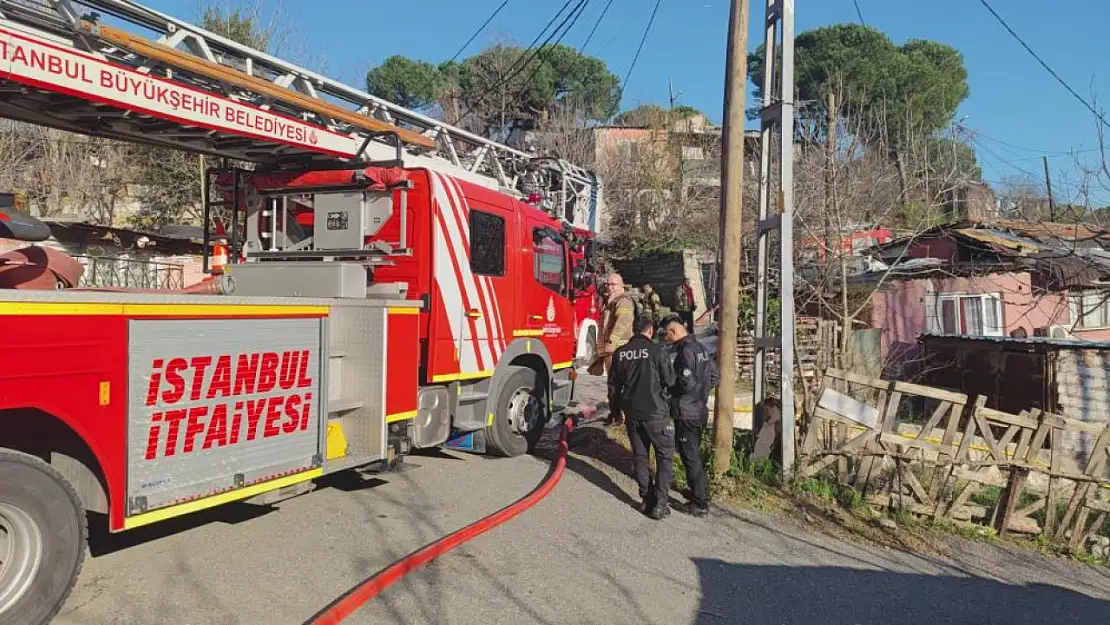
[0, 0, 603, 227]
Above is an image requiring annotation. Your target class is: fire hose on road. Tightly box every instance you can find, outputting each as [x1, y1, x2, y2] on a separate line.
[303, 418, 574, 625]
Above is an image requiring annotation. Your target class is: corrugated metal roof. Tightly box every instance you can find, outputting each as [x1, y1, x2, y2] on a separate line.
[920, 332, 1110, 350]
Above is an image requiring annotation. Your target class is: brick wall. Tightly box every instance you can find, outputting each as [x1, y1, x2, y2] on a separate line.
[1055, 348, 1110, 466]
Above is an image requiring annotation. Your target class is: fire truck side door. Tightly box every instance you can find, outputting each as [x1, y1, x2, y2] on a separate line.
[520, 218, 575, 360]
[462, 200, 513, 375]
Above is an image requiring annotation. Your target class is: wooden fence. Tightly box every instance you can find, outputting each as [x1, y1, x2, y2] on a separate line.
[800, 368, 1110, 552]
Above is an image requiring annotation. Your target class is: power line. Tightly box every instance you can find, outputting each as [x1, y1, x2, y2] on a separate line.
[514, 0, 590, 90]
[621, 0, 664, 94]
[581, 0, 615, 51]
[449, 0, 510, 63]
[977, 0, 1110, 131]
[852, 0, 865, 25]
[456, 0, 584, 125]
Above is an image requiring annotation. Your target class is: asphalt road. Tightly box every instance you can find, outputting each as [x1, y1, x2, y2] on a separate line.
[55, 373, 1110, 625]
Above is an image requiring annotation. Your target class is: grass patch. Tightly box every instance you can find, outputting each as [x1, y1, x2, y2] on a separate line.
[594, 421, 1108, 567]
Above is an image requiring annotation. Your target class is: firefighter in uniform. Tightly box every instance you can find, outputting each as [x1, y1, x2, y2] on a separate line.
[662, 315, 720, 517]
[673, 277, 696, 334]
[608, 316, 677, 520]
[640, 283, 663, 326]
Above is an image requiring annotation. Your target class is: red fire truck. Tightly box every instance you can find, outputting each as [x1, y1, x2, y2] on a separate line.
[0, 2, 604, 623]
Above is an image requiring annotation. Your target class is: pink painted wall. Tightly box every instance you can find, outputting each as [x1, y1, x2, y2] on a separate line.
[868, 272, 1110, 374]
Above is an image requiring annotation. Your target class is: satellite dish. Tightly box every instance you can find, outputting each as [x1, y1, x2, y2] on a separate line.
[0, 206, 50, 242]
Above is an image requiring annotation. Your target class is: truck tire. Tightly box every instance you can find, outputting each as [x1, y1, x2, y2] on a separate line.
[579, 327, 597, 367]
[486, 366, 547, 457]
[0, 449, 86, 625]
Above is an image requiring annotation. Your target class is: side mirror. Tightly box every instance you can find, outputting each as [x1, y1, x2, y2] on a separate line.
[572, 266, 592, 292]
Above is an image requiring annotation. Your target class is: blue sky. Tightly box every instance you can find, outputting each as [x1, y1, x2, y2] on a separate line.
[149, 0, 1110, 203]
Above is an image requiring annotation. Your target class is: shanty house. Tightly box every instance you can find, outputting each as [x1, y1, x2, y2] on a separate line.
[854, 220, 1110, 377]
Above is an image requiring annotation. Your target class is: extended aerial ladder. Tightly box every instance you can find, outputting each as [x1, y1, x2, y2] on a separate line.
[0, 0, 604, 232]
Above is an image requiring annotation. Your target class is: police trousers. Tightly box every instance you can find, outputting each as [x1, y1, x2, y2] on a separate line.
[675, 419, 708, 508]
[625, 418, 675, 508]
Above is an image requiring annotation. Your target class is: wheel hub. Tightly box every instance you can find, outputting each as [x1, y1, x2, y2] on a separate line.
[507, 387, 540, 434]
[0, 502, 43, 615]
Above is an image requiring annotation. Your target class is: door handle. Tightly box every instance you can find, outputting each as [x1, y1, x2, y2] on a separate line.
[467, 309, 483, 319]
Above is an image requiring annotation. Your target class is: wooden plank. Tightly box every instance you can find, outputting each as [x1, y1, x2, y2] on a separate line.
[955, 408, 980, 463]
[1050, 425, 1063, 475]
[878, 432, 955, 458]
[1057, 482, 1092, 541]
[971, 404, 1005, 463]
[1070, 506, 1092, 550]
[880, 391, 903, 433]
[817, 388, 882, 430]
[1012, 495, 1046, 521]
[953, 467, 1009, 488]
[1044, 477, 1058, 536]
[917, 401, 951, 446]
[1054, 414, 1106, 435]
[798, 429, 878, 478]
[813, 406, 878, 431]
[1083, 426, 1110, 477]
[978, 407, 1040, 430]
[947, 482, 983, 521]
[1013, 419, 1036, 465]
[1025, 422, 1051, 466]
[995, 468, 1029, 535]
[891, 380, 968, 405]
[997, 424, 1022, 457]
[1085, 496, 1110, 514]
[823, 368, 889, 390]
[902, 465, 934, 507]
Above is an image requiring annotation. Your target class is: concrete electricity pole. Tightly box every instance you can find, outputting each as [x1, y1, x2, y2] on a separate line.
[712, 0, 750, 476]
[1043, 155, 1056, 221]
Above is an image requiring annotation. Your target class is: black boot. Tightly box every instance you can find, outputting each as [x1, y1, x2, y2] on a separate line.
[648, 503, 670, 520]
[680, 502, 708, 518]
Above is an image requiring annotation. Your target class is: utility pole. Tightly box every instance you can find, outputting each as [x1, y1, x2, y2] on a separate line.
[1043, 155, 1056, 221]
[753, 0, 796, 476]
[712, 0, 750, 477]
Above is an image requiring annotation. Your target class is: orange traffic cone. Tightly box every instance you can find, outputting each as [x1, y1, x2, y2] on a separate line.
[210, 221, 229, 274]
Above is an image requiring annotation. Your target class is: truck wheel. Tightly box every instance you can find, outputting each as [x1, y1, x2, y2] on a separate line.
[486, 366, 547, 457]
[579, 327, 597, 366]
[0, 449, 86, 625]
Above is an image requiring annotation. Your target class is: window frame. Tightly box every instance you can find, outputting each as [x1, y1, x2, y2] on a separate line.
[468, 208, 506, 277]
[531, 226, 567, 295]
[1069, 289, 1110, 329]
[926, 292, 1004, 337]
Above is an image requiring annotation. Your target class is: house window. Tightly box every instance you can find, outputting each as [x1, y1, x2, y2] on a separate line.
[469, 210, 505, 276]
[532, 227, 566, 294]
[1070, 290, 1110, 328]
[928, 293, 1003, 336]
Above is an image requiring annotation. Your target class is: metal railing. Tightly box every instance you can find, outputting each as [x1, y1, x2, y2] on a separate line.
[73, 255, 185, 290]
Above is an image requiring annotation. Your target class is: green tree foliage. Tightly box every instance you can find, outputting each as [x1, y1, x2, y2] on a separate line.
[364, 44, 620, 137]
[131, 3, 272, 230]
[748, 24, 967, 144]
[366, 56, 445, 111]
[612, 104, 706, 127]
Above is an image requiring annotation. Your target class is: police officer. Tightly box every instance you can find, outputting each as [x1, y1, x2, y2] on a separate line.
[608, 316, 677, 520]
[662, 315, 720, 517]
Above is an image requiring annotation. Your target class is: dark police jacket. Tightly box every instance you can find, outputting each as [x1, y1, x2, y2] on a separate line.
[608, 334, 676, 421]
[669, 335, 720, 423]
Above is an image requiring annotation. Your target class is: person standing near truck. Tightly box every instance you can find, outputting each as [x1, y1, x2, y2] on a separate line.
[640, 283, 663, 327]
[673, 277, 696, 334]
[608, 316, 677, 520]
[662, 315, 720, 518]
